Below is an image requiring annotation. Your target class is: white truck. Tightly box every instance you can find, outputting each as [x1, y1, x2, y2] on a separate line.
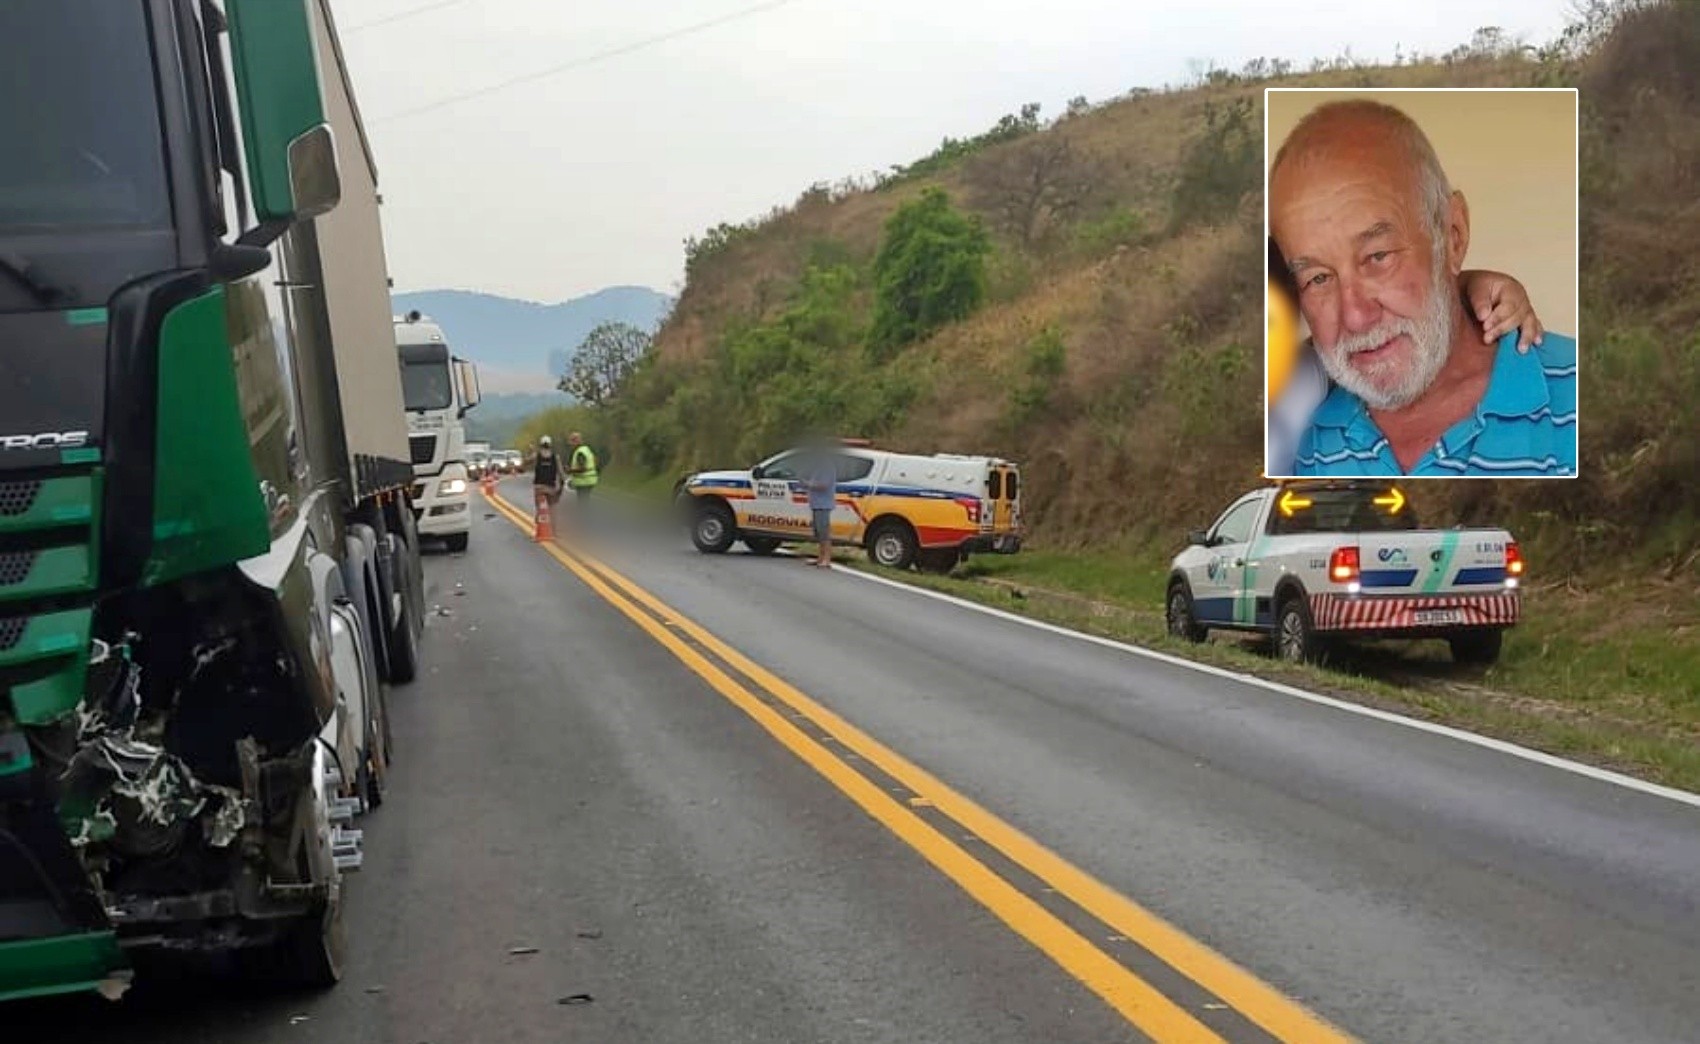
[396, 312, 481, 551]
[1166, 480, 1523, 665]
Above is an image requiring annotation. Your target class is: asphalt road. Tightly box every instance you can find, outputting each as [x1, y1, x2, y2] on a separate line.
[10, 481, 1700, 1042]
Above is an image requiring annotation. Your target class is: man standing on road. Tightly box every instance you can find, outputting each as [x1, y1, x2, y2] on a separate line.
[804, 451, 838, 569]
[532, 435, 562, 508]
[566, 432, 599, 511]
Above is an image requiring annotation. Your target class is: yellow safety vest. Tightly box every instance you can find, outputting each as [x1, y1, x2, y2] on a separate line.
[569, 444, 598, 488]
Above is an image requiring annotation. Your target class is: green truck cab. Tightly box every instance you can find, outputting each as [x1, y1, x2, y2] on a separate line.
[1, 0, 425, 1001]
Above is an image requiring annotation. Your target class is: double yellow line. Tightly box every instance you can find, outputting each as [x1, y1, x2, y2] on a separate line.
[484, 491, 1355, 1044]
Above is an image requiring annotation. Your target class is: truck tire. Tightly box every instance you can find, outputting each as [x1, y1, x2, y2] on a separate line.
[742, 535, 782, 555]
[444, 532, 469, 553]
[383, 534, 421, 685]
[243, 746, 347, 990]
[1275, 594, 1326, 665]
[867, 520, 918, 571]
[1449, 629, 1504, 665]
[343, 535, 390, 811]
[348, 526, 392, 684]
[692, 503, 736, 554]
[1166, 580, 1208, 643]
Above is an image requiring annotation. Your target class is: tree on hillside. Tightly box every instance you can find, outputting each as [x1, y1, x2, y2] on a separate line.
[965, 135, 1106, 250]
[1168, 96, 1260, 231]
[558, 321, 652, 408]
[868, 188, 992, 358]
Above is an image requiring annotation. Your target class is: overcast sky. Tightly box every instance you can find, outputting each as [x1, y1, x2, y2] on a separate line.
[335, 0, 1572, 303]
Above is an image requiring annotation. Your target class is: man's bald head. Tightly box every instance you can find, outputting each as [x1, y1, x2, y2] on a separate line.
[1270, 99, 1452, 248]
[1267, 99, 1473, 411]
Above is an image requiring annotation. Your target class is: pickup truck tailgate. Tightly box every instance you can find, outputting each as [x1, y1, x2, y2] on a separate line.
[1357, 530, 1514, 594]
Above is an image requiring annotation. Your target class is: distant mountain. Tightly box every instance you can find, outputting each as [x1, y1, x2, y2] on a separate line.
[391, 286, 672, 389]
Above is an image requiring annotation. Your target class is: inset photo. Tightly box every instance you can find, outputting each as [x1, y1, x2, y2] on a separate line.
[1264, 88, 1578, 479]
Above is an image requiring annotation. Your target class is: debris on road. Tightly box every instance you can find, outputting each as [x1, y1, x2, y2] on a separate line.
[508, 945, 540, 956]
[575, 928, 603, 939]
[558, 993, 594, 1006]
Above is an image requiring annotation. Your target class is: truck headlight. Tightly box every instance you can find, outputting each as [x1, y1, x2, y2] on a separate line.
[438, 478, 468, 496]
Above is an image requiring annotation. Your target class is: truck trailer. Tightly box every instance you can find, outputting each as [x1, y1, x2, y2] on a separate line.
[1, 0, 425, 1001]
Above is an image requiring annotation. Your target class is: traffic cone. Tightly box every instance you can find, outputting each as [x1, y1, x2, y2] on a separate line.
[534, 489, 555, 543]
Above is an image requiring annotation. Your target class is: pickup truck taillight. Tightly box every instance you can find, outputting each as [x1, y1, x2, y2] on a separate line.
[1505, 542, 1524, 576]
[1505, 541, 1524, 584]
[1330, 546, 1360, 583]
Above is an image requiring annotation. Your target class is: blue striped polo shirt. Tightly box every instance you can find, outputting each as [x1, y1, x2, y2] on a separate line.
[1292, 331, 1577, 477]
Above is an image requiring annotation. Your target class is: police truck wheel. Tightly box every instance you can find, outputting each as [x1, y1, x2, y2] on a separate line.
[1276, 595, 1324, 664]
[692, 504, 736, 554]
[1449, 629, 1504, 665]
[742, 535, 782, 555]
[1166, 582, 1207, 643]
[867, 521, 917, 570]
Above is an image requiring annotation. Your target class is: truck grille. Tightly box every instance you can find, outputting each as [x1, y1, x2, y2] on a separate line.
[0, 617, 24, 651]
[0, 551, 34, 587]
[0, 480, 41, 517]
[408, 434, 438, 466]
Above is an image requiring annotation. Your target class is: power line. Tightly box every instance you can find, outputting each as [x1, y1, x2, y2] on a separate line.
[345, 0, 470, 33]
[371, 0, 805, 124]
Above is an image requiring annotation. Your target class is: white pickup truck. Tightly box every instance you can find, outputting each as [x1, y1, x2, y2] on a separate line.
[1166, 480, 1523, 665]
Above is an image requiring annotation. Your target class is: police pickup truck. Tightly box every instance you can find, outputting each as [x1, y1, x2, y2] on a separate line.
[1167, 480, 1523, 664]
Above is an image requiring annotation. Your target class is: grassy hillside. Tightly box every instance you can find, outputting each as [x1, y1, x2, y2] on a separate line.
[605, 0, 1697, 586]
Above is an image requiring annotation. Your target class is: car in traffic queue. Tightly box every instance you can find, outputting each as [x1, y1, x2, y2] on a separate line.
[1167, 479, 1523, 664]
[675, 440, 1023, 572]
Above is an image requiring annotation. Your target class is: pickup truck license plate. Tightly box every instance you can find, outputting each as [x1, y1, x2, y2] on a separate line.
[1412, 608, 1465, 626]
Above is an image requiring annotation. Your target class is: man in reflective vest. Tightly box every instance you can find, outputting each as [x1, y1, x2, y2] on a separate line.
[566, 432, 599, 509]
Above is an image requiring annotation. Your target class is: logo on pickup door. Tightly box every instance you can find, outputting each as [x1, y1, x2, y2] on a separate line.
[1377, 547, 1408, 564]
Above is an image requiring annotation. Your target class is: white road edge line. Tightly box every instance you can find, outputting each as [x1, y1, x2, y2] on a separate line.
[833, 564, 1700, 810]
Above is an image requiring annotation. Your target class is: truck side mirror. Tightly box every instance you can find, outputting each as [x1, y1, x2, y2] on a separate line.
[750, 465, 765, 480]
[1187, 529, 1211, 547]
[454, 358, 481, 416]
[227, 0, 340, 242]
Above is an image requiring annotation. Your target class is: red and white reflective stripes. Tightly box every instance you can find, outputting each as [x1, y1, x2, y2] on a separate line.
[1309, 592, 1521, 631]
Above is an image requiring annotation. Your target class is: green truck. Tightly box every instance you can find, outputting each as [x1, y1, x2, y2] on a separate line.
[1, 0, 426, 1001]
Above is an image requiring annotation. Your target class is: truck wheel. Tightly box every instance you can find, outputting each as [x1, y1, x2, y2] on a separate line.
[245, 747, 347, 990]
[384, 535, 421, 685]
[742, 535, 782, 555]
[1449, 629, 1504, 665]
[916, 549, 962, 574]
[1166, 581, 1207, 643]
[1275, 595, 1325, 665]
[444, 532, 469, 553]
[867, 521, 918, 570]
[692, 504, 736, 554]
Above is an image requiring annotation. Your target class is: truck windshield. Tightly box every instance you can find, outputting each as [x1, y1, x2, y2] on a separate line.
[1265, 489, 1421, 536]
[0, 1, 171, 232]
[401, 359, 455, 412]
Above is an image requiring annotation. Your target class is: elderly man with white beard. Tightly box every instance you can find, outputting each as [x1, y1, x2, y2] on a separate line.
[1269, 99, 1577, 477]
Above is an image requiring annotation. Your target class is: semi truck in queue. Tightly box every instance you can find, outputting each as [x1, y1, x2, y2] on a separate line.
[1, 0, 426, 1002]
[397, 313, 481, 552]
